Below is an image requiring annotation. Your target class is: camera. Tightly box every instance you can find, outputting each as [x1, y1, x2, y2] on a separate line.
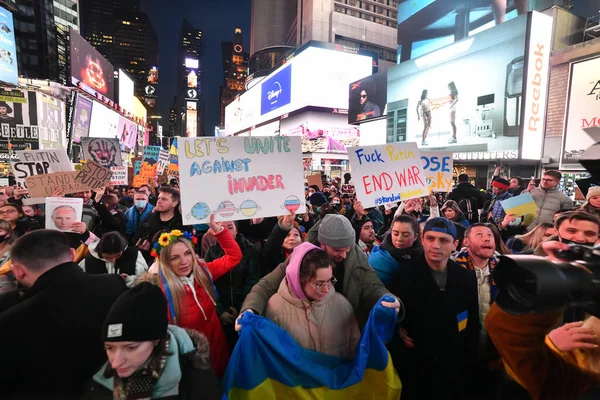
[493, 143, 600, 316]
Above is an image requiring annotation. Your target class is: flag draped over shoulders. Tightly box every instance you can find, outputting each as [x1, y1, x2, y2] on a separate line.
[222, 295, 402, 400]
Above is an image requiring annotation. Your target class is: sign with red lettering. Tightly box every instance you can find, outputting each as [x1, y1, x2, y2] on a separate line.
[347, 142, 429, 207]
[178, 136, 305, 223]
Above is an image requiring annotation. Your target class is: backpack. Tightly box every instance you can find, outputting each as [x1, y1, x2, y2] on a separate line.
[458, 196, 479, 224]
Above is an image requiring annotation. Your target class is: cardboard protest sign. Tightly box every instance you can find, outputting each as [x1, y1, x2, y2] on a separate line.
[178, 136, 305, 223]
[167, 139, 179, 179]
[109, 166, 128, 186]
[81, 137, 123, 168]
[25, 171, 84, 197]
[421, 151, 453, 192]
[45, 197, 83, 232]
[307, 174, 323, 191]
[12, 149, 74, 187]
[157, 149, 169, 174]
[500, 193, 539, 216]
[347, 143, 428, 207]
[73, 162, 113, 190]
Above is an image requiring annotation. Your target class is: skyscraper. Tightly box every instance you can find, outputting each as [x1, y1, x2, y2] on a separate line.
[250, 0, 298, 55]
[52, 0, 79, 32]
[176, 18, 203, 137]
[79, 0, 158, 104]
[220, 28, 248, 127]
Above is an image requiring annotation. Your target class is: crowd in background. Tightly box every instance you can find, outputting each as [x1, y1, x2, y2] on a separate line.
[1, 167, 600, 399]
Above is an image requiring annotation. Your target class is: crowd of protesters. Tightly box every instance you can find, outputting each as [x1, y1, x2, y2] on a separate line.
[0, 168, 599, 400]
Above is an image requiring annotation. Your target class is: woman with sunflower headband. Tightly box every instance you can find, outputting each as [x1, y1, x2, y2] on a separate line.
[145, 213, 242, 378]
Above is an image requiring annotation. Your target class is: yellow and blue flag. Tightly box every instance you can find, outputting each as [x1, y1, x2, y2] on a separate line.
[222, 295, 402, 399]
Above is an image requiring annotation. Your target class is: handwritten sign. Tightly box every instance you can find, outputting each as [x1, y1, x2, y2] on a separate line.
[179, 136, 305, 223]
[167, 139, 179, 179]
[157, 149, 169, 174]
[81, 137, 123, 167]
[347, 143, 428, 207]
[12, 149, 74, 187]
[109, 166, 128, 186]
[73, 162, 113, 190]
[134, 160, 142, 175]
[307, 174, 323, 191]
[25, 171, 85, 197]
[500, 193, 539, 216]
[421, 151, 453, 193]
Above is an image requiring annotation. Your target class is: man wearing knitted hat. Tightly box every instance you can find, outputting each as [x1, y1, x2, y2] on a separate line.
[388, 217, 478, 400]
[238, 213, 403, 329]
[488, 177, 512, 225]
[528, 170, 574, 230]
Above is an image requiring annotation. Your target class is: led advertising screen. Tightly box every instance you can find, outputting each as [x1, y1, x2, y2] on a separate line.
[0, 6, 18, 85]
[185, 58, 199, 69]
[89, 102, 119, 139]
[118, 116, 138, 149]
[387, 12, 551, 161]
[147, 67, 158, 84]
[187, 70, 198, 89]
[37, 92, 66, 150]
[348, 71, 387, 124]
[70, 31, 115, 100]
[133, 96, 147, 123]
[224, 46, 372, 135]
[0, 90, 41, 152]
[118, 69, 135, 113]
[186, 109, 197, 137]
[72, 94, 92, 141]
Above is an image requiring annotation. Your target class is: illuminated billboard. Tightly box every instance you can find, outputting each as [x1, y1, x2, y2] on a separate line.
[37, 93, 66, 150]
[187, 70, 198, 88]
[72, 94, 92, 141]
[147, 67, 158, 84]
[348, 71, 387, 124]
[224, 45, 373, 135]
[0, 90, 44, 152]
[0, 6, 18, 85]
[70, 31, 115, 100]
[89, 101, 119, 139]
[118, 69, 135, 113]
[186, 109, 197, 137]
[387, 12, 552, 161]
[185, 58, 199, 69]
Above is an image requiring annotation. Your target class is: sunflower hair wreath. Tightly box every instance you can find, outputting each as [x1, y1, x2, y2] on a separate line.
[151, 230, 198, 258]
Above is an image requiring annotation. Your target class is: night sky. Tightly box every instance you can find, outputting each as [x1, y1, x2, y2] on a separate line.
[144, 0, 251, 135]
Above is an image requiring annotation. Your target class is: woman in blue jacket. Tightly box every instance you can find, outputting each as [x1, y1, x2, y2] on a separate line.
[368, 215, 423, 287]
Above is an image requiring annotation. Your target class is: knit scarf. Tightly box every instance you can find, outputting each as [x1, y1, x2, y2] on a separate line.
[109, 336, 170, 400]
[454, 249, 498, 302]
[380, 234, 423, 262]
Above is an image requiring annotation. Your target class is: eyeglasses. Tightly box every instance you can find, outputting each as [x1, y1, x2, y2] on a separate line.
[541, 178, 556, 183]
[310, 276, 337, 292]
[0, 209, 17, 215]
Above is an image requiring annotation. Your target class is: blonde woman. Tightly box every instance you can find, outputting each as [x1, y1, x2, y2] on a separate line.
[507, 222, 556, 254]
[149, 215, 242, 378]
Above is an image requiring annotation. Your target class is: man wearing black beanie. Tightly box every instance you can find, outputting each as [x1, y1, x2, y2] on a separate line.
[0, 230, 127, 399]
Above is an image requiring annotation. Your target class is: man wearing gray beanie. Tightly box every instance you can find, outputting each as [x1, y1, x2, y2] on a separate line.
[238, 213, 403, 328]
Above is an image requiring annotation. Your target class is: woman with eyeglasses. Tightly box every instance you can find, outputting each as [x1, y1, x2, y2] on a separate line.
[265, 242, 360, 359]
[0, 203, 41, 238]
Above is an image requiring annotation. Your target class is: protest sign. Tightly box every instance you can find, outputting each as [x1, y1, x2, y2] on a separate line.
[25, 171, 84, 197]
[167, 139, 179, 179]
[81, 137, 123, 168]
[500, 193, 539, 216]
[307, 174, 323, 191]
[178, 136, 305, 223]
[421, 151, 453, 192]
[109, 166, 128, 186]
[347, 143, 428, 207]
[73, 162, 113, 190]
[12, 149, 74, 188]
[157, 149, 169, 174]
[45, 197, 83, 232]
[134, 160, 142, 175]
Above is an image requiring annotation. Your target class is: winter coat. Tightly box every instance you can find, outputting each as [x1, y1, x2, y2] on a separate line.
[125, 203, 155, 238]
[0, 262, 127, 399]
[486, 303, 600, 400]
[368, 235, 423, 286]
[93, 199, 127, 237]
[260, 219, 294, 276]
[265, 243, 360, 358]
[528, 186, 574, 230]
[243, 218, 404, 328]
[82, 326, 223, 400]
[447, 183, 485, 210]
[205, 232, 260, 313]
[388, 256, 479, 400]
[134, 211, 188, 264]
[13, 216, 42, 238]
[156, 228, 242, 378]
[79, 241, 148, 287]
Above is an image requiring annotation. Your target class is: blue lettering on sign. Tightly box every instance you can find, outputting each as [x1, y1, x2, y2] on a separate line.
[355, 148, 385, 165]
[260, 65, 292, 115]
[421, 156, 450, 172]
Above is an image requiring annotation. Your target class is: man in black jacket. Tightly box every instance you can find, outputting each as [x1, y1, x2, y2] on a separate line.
[389, 217, 479, 400]
[0, 230, 127, 399]
[447, 174, 484, 225]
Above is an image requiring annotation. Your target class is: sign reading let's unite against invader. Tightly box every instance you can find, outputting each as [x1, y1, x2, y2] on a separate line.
[347, 143, 429, 207]
[178, 136, 306, 223]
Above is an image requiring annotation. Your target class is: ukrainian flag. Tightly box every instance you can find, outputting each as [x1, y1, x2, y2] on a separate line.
[222, 295, 402, 400]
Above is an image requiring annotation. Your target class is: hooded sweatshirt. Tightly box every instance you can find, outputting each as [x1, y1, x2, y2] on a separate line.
[265, 242, 360, 359]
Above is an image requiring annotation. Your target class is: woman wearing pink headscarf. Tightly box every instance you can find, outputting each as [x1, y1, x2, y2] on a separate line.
[264, 242, 360, 359]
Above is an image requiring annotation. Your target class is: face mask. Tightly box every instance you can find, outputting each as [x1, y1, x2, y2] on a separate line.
[135, 200, 147, 209]
[559, 237, 589, 246]
[0, 234, 7, 244]
[508, 217, 522, 227]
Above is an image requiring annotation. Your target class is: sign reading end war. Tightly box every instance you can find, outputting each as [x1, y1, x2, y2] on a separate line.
[421, 151, 453, 193]
[347, 143, 428, 207]
[178, 136, 306, 223]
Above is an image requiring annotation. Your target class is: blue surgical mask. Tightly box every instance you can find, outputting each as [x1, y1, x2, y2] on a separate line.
[135, 200, 148, 209]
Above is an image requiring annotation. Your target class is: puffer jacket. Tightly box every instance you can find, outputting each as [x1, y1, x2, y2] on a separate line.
[82, 325, 222, 400]
[79, 241, 148, 287]
[529, 186, 574, 230]
[264, 243, 360, 358]
[125, 203, 154, 238]
[368, 235, 423, 287]
[243, 218, 403, 328]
